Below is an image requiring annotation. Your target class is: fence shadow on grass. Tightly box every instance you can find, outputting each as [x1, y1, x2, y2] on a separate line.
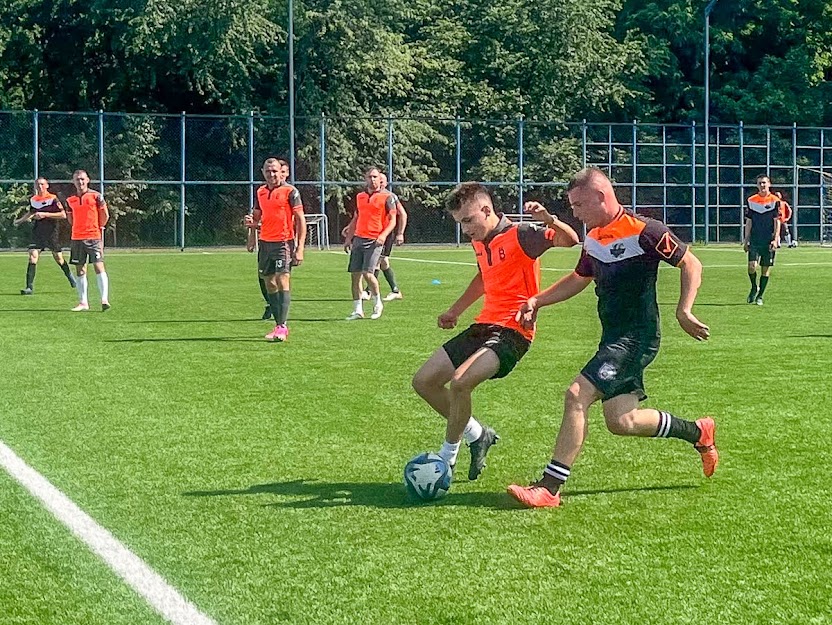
[182, 479, 699, 510]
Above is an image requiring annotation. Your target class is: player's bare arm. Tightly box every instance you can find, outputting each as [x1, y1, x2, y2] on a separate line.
[293, 209, 307, 265]
[742, 218, 752, 251]
[516, 272, 593, 329]
[376, 209, 397, 245]
[395, 202, 407, 244]
[14, 211, 35, 226]
[98, 197, 110, 228]
[675, 250, 710, 341]
[438, 272, 484, 329]
[343, 212, 358, 252]
[523, 201, 580, 247]
[770, 218, 781, 251]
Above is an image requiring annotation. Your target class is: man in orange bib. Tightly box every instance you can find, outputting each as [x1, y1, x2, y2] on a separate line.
[508, 168, 716, 508]
[411, 183, 579, 482]
[14, 177, 76, 294]
[66, 170, 110, 312]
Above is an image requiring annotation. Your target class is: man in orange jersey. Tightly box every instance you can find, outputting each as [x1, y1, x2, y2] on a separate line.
[376, 172, 407, 300]
[66, 170, 110, 312]
[743, 174, 781, 305]
[342, 167, 397, 320]
[411, 183, 579, 482]
[508, 168, 716, 508]
[14, 177, 76, 295]
[245, 157, 306, 342]
[774, 191, 796, 248]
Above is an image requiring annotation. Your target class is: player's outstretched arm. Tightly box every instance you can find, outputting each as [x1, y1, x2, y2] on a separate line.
[13, 211, 34, 226]
[516, 272, 592, 328]
[438, 272, 484, 329]
[675, 250, 710, 341]
[523, 201, 579, 247]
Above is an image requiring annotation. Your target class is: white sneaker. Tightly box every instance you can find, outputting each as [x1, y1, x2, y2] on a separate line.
[370, 304, 384, 319]
[72, 303, 89, 312]
[383, 291, 403, 301]
[345, 311, 364, 320]
[360, 291, 371, 300]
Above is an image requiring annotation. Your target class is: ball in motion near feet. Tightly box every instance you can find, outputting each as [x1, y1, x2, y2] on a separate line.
[403, 452, 452, 501]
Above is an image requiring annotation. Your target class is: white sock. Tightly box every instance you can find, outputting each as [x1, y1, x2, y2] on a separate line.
[96, 271, 109, 303]
[462, 418, 484, 444]
[438, 440, 461, 466]
[76, 274, 88, 304]
[374, 293, 382, 307]
[353, 299, 363, 314]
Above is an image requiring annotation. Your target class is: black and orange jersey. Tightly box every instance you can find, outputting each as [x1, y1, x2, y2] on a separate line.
[254, 183, 302, 242]
[473, 215, 556, 340]
[575, 209, 687, 343]
[28, 193, 63, 238]
[66, 191, 106, 240]
[778, 200, 792, 224]
[745, 192, 780, 244]
[354, 190, 396, 239]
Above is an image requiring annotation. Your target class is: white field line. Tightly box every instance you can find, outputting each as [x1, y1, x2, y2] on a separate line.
[0, 441, 217, 625]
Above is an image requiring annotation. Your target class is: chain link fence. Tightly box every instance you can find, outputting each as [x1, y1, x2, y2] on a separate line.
[2, 110, 832, 248]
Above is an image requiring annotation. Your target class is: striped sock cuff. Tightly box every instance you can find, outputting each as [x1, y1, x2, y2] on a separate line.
[543, 461, 571, 483]
[655, 411, 672, 438]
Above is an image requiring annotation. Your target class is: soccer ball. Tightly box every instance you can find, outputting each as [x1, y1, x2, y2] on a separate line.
[403, 452, 452, 501]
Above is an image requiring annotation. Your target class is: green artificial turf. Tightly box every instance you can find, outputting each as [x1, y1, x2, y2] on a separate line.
[0, 246, 830, 624]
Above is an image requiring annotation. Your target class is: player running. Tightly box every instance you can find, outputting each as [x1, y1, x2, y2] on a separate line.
[412, 183, 579, 481]
[66, 170, 110, 312]
[507, 168, 717, 508]
[245, 157, 306, 342]
[342, 167, 397, 320]
[14, 177, 76, 295]
[743, 175, 781, 305]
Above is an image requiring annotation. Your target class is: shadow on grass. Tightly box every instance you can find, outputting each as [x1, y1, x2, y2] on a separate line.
[0, 308, 74, 313]
[182, 480, 699, 510]
[106, 336, 265, 343]
[127, 318, 263, 324]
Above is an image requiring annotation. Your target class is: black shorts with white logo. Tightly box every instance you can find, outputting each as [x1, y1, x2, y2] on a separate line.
[30, 228, 61, 252]
[258, 240, 294, 275]
[443, 323, 531, 379]
[581, 335, 660, 401]
[748, 243, 775, 267]
[69, 239, 104, 265]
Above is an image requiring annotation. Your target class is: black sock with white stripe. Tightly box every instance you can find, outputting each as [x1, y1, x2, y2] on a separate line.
[539, 461, 571, 495]
[654, 410, 701, 444]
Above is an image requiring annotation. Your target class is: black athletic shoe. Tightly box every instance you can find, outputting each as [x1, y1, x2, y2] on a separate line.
[468, 426, 499, 481]
[261, 305, 272, 320]
[20, 288, 33, 295]
[746, 289, 758, 304]
[102, 303, 111, 312]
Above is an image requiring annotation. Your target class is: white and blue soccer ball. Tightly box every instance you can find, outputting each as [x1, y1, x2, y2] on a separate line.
[404, 452, 452, 501]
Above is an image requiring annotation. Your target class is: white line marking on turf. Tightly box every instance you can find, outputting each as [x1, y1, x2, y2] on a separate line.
[0, 440, 218, 625]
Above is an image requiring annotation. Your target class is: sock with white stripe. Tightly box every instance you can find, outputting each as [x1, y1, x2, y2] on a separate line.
[438, 441, 461, 467]
[96, 271, 109, 304]
[653, 410, 701, 444]
[76, 273, 88, 305]
[538, 461, 571, 495]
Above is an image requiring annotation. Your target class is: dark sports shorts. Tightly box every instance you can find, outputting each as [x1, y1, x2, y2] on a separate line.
[348, 236, 384, 273]
[748, 243, 775, 267]
[443, 323, 531, 379]
[581, 335, 660, 402]
[29, 228, 61, 252]
[382, 231, 396, 257]
[258, 240, 294, 275]
[69, 239, 103, 265]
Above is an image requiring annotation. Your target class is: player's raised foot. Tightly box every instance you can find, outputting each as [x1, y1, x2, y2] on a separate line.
[345, 311, 364, 320]
[360, 290, 371, 301]
[694, 417, 718, 478]
[101, 302, 111, 312]
[370, 303, 384, 319]
[71, 303, 89, 312]
[20, 288, 33, 295]
[383, 291, 403, 301]
[467, 426, 499, 480]
[261, 305, 272, 320]
[746, 289, 758, 304]
[507, 483, 561, 508]
[755, 296, 764, 306]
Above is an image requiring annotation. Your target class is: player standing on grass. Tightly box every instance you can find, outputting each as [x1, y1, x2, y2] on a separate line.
[15, 177, 76, 295]
[245, 157, 306, 342]
[743, 175, 781, 305]
[775, 191, 796, 248]
[66, 170, 110, 312]
[376, 172, 407, 301]
[342, 167, 397, 320]
[507, 168, 717, 509]
[411, 183, 579, 480]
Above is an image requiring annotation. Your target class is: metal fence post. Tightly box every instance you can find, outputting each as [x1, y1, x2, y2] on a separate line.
[32, 110, 39, 180]
[98, 110, 105, 196]
[518, 115, 524, 215]
[581, 119, 587, 238]
[792, 122, 798, 244]
[320, 113, 328, 248]
[248, 111, 255, 212]
[387, 116, 394, 185]
[455, 116, 461, 246]
[180, 112, 186, 251]
[631, 119, 638, 213]
[738, 121, 745, 241]
[691, 121, 697, 241]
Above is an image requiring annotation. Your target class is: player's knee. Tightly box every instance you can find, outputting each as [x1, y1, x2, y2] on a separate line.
[448, 373, 476, 395]
[605, 410, 636, 436]
[563, 382, 588, 413]
[379, 257, 390, 270]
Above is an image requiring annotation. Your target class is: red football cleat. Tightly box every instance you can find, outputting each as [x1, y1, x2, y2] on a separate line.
[694, 417, 718, 478]
[507, 484, 562, 508]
